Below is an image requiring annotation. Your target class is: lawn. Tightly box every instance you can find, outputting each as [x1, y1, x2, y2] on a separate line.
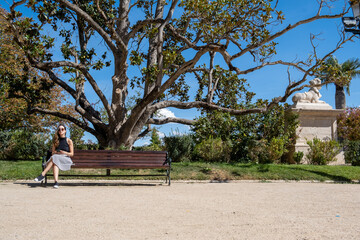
[1, 160, 360, 182]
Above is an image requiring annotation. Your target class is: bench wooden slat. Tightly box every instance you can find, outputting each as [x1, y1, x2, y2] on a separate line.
[72, 159, 167, 163]
[73, 157, 167, 160]
[72, 162, 168, 166]
[72, 165, 168, 169]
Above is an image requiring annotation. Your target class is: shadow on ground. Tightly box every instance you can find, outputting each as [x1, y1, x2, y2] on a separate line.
[303, 169, 354, 182]
[14, 181, 163, 188]
[276, 165, 357, 183]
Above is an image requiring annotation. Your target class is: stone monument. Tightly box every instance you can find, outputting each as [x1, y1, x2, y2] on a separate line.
[291, 78, 344, 164]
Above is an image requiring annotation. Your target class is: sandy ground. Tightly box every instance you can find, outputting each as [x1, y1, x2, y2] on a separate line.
[0, 180, 359, 240]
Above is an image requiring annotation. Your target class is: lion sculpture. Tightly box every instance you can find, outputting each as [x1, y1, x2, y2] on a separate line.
[292, 78, 325, 104]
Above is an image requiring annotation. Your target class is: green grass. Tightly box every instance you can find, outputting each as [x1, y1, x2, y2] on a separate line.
[1, 160, 360, 182]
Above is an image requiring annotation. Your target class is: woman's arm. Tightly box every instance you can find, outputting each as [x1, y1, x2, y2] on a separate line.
[64, 138, 74, 157]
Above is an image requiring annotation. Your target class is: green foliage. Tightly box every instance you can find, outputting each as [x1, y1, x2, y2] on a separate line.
[163, 134, 194, 162]
[343, 140, 360, 166]
[192, 104, 299, 163]
[0, 130, 49, 160]
[293, 151, 304, 164]
[195, 65, 254, 108]
[267, 137, 288, 163]
[179, 0, 284, 55]
[337, 107, 360, 141]
[194, 137, 232, 163]
[306, 137, 340, 165]
[318, 56, 360, 90]
[69, 124, 85, 149]
[75, 141, 100, 150]
[248, 137, 287, 164]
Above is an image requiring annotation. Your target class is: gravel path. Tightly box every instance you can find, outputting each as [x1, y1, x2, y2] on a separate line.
[0, 180, 359, 240]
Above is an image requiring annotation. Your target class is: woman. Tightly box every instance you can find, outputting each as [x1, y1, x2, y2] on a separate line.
[34, 124, 74, 189]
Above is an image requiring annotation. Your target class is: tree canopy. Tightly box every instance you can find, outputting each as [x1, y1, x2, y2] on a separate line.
[0, 8, 77, 132]
[0, 0, 355, 148]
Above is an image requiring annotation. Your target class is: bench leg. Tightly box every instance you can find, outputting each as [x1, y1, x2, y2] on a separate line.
[166, 169, 171, 186]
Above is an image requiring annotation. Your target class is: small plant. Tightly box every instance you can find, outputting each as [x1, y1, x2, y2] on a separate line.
[306, 137, 340, 165]
[293, 151, 304, 164]
[343, 140, 360, 166]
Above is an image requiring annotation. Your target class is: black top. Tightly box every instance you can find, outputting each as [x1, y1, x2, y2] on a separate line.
[57, 137, 70, 152]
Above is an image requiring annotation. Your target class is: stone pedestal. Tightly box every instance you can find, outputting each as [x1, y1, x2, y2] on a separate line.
[291, 103, 344, 164]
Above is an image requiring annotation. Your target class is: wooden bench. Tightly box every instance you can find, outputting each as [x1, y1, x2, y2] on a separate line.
[42, 150, 171, 185]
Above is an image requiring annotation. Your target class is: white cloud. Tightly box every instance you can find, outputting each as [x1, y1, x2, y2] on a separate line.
[158, 131, 165, 138]
[155, 108, 176, 119]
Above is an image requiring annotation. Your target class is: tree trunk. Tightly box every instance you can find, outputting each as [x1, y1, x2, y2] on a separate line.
[335, 84, 346, 109]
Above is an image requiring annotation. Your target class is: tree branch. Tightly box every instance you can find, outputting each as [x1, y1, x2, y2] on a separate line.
[127, 19, 165, 40]
[136, 124, 151, 140]
[231, 60, 308, 75]
[230, 12, 347, 61]
[151, 100, 267, 115]
[29, 106, 98, 136]
[147, 117, 195, 125]
[35, 60, 115, 123]
[56, 0, 124, 53]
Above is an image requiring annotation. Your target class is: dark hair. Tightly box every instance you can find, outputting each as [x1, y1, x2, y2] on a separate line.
[52, 124, 66, 149]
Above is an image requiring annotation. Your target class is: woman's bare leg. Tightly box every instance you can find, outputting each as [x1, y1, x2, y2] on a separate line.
[41, 159, 54, 176]
[53, 165, 59, 182]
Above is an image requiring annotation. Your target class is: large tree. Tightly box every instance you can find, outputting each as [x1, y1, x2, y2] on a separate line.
[0, 0, 355, 148]
[319, 56, 360, 109]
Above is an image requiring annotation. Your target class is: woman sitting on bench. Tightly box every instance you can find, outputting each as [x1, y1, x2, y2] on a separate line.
[34, 123, 74, 189]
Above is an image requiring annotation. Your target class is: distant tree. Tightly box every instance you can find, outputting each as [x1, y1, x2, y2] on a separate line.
[318, 56, 360, 109]
[0, 1, 354, 149]
[150, 129, 162, 147]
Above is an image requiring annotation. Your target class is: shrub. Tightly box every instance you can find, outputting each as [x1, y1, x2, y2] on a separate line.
[343, 140, 360, 166]
[293, 151, 304, 164]
[267, 137, 288, 163]
[164, 134, 194, 162]
[194, 137, 232, 163]
[306, 137, 340, 165]
[248, 137, 288, 164]
[0, 130, 49, 160]
[337, 107, 360, 141]
[248, 139, 268, 163]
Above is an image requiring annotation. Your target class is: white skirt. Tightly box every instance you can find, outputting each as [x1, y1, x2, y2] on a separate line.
[47, 154, 74, 171]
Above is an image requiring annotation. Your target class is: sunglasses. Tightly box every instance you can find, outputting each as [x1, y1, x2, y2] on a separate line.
[58, 128, 66, 132]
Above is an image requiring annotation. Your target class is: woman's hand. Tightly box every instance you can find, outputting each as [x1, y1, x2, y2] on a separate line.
[58, 150, 70, 156]
[53, 150, 69, 156]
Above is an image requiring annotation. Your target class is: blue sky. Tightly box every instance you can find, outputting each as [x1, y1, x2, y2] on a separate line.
[2, 0, 360, 146]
